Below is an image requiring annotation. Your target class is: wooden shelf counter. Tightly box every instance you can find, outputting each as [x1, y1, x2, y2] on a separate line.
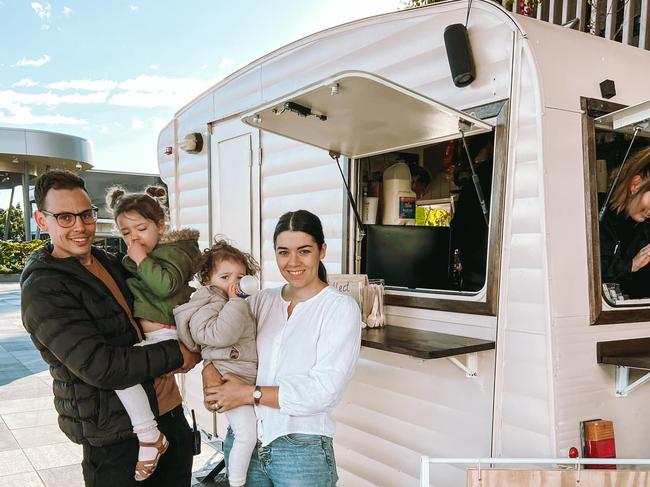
[361, 325, 495, 360]
[597, 337, 650, 369]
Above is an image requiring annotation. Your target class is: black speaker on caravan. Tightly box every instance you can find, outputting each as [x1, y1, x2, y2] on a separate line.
[443, 23, 476, 87]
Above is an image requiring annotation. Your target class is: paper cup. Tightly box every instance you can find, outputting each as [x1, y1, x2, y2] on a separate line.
[362, 197, 379, 224]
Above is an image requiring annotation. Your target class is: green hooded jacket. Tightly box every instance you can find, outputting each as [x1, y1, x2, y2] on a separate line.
[122, 228, 200, 325]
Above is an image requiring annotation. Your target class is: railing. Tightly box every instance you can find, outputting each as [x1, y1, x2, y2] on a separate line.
[501, 0, 650, 50]
[420, 456, 650, 487]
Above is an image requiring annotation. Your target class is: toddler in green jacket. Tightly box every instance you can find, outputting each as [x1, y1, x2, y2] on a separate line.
[106, 185, 200, 481]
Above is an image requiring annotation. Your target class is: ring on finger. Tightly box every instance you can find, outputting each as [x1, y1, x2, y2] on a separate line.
[213, 402, 221, 411]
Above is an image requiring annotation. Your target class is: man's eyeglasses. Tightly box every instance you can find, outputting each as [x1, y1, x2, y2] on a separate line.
[40, 207, 98, 228]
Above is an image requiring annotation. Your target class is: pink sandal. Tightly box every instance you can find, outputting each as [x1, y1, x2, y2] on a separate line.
[134, 432, 169, 481]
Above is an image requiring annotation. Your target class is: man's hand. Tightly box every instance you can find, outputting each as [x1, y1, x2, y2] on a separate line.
[127, 240, 148, 265]
[172, 341, 201, 374]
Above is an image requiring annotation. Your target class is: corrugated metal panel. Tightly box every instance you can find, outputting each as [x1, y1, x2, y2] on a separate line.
[259, 132, 344, 289]
[492, 41, 556, 459]
[175, 95, 212, 247]
[157, 122, 177, 226]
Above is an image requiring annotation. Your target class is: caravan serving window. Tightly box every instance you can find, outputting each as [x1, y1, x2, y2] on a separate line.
[356, 131, 495, 293]
[242, 72, 509, 315]
[582, 97, 650, 324]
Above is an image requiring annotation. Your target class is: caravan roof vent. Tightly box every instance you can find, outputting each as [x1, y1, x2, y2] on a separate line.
[242, 71, 492, 159]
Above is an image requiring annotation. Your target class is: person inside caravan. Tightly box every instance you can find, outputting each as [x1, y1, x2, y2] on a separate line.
[203, 209, 361, 486]
[599, 146, 650, 298]
[410, 164, 433, 199]
[449, 134, 494, 291]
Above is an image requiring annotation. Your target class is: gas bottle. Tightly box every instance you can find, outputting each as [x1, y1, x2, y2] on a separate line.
[382, 162, 416, 225]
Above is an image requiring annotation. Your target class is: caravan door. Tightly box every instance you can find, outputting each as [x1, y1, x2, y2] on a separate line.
[209, 120, 261, 261]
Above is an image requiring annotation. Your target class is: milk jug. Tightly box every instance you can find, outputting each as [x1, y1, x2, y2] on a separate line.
[382, 162, 416, 225]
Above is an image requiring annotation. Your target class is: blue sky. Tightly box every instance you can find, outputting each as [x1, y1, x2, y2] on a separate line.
[1, 0, 401, 208]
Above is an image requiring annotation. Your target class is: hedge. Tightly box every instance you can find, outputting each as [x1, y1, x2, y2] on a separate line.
[0, 240, 46, 274]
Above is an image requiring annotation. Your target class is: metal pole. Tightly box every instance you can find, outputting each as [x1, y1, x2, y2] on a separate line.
[420, 456, 430, 487]
[4, 186, 14, 240]
[22, 162, 31, 241]
[425, 456, 650, 465]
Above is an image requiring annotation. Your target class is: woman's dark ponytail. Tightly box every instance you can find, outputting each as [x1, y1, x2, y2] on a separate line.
[318, 261, 327, 283]
[274, 209, 328, 284]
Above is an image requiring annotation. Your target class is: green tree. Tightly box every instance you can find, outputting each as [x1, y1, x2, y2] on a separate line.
[0, 205, 25, 241]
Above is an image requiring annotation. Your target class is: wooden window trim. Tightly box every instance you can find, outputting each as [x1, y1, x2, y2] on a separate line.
[581, 96, 650, 325]
[362, 100, 511, 317]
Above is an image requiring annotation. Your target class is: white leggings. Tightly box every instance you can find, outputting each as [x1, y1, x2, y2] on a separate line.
[225, 404, 258, 486]
[114, 328, 178, 435]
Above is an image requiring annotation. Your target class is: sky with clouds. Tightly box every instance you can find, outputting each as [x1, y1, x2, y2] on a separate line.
[1, 0, 401, 207]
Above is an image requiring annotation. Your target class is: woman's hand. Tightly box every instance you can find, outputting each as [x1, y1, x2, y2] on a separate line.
[632, 243, 650, 272]
[204, 373, 254, 413]
[202, 363, 224, 412]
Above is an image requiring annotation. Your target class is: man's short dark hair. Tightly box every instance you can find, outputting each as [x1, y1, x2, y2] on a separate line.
[34, 170, 88, 210]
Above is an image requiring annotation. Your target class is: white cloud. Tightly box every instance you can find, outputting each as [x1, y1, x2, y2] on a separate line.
[149, 64, 159, 70]
[109, 74, 219, 108]
[99, 126, 110, 134]
[13, 78, 38, 87]
[0, 90, 109, 106]
[131, 117, 145, 129]
[31, 2, 51, 21]
[14, 55, 51, 67]
[0, 104, 86, 126]
[62, 6, 73, 16]
[47, 79, 117, 91]
[129, 4, 139, 11]
[218, 57, 235, 70]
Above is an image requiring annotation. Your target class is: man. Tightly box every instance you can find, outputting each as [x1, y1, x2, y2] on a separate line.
[20, 170, 200, 486]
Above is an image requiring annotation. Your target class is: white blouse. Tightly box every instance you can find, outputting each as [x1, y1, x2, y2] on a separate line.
[249, 285, 361, 446]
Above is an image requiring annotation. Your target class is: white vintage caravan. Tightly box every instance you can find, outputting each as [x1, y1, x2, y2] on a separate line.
[158, 1, 650, 485]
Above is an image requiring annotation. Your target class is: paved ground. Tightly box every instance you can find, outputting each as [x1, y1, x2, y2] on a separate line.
[0, 282, 225, 486]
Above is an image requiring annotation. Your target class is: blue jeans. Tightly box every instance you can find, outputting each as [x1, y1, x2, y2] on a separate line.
[224, 428, 338, 486]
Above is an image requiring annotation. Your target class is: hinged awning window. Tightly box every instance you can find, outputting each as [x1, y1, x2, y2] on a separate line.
[242, 71, 493, 159]
[596, 99, 650, 137]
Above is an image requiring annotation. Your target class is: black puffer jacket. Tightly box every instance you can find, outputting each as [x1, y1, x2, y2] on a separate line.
[20, 245, 183, 447]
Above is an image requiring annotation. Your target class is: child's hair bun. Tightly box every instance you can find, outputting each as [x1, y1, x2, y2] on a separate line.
[106, 186, 126, 211]
[145, 185, 167, 200]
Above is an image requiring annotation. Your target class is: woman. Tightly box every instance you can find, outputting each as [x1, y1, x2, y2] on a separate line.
[203, 209, 361, 486]
[600, 146, 650, 298]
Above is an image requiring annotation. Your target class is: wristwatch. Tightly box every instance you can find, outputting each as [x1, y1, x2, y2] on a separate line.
[253, 386, 262, 406]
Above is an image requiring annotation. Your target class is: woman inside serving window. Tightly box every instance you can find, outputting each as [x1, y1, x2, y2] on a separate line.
[600, 146, 650, 298]
[203, 209, 361, 486]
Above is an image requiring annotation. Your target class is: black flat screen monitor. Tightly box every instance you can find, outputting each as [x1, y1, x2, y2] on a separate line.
[364, 224, 450, 290]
